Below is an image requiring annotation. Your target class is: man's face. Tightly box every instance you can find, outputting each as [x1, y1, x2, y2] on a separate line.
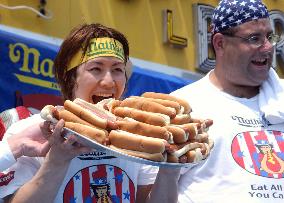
[221, 18, 274, 87]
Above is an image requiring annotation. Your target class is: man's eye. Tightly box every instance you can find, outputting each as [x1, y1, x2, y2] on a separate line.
[248, 36, 260, 43]
[267, 34, 273, 41]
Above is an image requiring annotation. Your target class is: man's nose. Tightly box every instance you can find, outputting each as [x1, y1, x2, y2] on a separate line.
[261, 37, 275, 51]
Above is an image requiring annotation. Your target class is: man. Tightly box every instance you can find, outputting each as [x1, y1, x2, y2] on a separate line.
[171, 0, 284, 202]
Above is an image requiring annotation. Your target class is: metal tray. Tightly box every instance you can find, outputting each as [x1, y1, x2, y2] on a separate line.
[63, 127, 204, 168]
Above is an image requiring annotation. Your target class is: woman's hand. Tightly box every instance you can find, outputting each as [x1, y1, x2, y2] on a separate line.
[40, 119, 92, 165]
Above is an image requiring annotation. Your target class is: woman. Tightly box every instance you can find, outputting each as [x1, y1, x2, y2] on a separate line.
[0, 23, 179, 203]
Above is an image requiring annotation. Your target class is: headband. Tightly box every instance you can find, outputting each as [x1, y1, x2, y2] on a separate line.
[67, 37, 125, 71]
[211, 0, 269, 34]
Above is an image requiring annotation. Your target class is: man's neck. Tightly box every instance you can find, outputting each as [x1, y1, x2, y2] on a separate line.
[209, 70, 260, 98]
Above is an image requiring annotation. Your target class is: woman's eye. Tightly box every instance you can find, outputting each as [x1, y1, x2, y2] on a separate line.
[114, 68, 123, 72]
[89, 67, 101, 72]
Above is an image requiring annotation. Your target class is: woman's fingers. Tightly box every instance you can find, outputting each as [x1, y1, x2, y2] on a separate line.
[41, 119, 93, 159]
[37, 142, 51, 157]
[49, 119, 65, 145]
[40, 121, 53, 139]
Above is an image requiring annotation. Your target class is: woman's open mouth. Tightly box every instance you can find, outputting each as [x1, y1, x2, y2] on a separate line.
[92, 94, 114, 104]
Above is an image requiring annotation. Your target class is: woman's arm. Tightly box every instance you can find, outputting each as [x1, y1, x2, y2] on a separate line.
[7, 120, 92, 203]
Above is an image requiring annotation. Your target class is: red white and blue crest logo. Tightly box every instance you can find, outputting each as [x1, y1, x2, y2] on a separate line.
[232, 130, 284, 179]
[63, 164, 135, 203]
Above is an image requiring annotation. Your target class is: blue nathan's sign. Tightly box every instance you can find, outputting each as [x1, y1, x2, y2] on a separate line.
[0, 28, 62, 112]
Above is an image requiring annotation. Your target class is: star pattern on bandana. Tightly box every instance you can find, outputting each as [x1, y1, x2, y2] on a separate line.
[212, 0, 269, 33]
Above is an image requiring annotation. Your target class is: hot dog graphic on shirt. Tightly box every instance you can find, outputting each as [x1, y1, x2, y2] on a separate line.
[232, 130, 284, 178]
[255, 140, 284, 174]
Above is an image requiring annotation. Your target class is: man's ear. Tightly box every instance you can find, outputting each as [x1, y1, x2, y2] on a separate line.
[212, 33, 226, 55]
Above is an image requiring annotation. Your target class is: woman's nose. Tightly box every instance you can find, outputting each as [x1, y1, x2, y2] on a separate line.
[100, 72, 115, 88]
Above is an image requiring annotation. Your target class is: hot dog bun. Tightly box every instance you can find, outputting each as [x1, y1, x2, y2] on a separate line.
[55, 109, 95, 127]
[131, 96, 182, 114]
[64, 100, 108, 129]
[165, 125, 188, 144]
[40, 105, 58, 123]
[118, 97, 176, 118]
[170, 114, 191, 125]
[112, 107, 170, 126]
[174, 123, 198, 141]
[65, 122, 108, 145]
[117, 118, 171, 140]
[109, 145, 166, 162]
[141, 92, 192, 114]
[109, 130, 167, 154]
[73, 98, 117, 129]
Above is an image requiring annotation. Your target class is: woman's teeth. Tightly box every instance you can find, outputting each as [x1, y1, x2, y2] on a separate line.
[95, 93, 113, 97]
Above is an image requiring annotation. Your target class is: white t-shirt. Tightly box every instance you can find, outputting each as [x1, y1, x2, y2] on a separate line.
[0, 140, 16, 172]
[171, 73, 284, 203]
[0, 114, 158, 202]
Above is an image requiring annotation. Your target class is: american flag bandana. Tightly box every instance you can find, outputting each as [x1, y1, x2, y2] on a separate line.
[211, 0, 269, 34]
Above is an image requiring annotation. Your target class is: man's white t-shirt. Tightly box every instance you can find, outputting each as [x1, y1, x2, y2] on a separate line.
[0, 114, 158, 202]
[172, 73, 284, 203]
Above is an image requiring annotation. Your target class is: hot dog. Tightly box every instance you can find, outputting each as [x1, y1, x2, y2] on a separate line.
[40, 105, 59, 123]
[64, 100, 109, 129]
[178, 123, 199, 141]
[73, 98, 117, 130]
[165, 125, 188, 144]
[117, 117, 171, 141]
[112, 107, 170, 126]
[141, 92, 192, 114]
[109, 145, 166, 162]
[131, 96, 182, 114]
[109, 130, 167, 154]
[65, 122, 108, 145]
[167, 142, 203, 163]
[167, 139, 214, 163]
[170, 114, 191, 125]
[54, 109, 95, 127]
[117, 97, 177, 118]
[40, 105, 109, 144]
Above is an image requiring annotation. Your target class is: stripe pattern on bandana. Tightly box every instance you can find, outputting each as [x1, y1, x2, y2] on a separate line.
[211, 0, 269, 34]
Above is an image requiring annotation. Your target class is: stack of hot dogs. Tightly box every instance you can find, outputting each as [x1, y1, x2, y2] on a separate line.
[40, 92, 214, 164]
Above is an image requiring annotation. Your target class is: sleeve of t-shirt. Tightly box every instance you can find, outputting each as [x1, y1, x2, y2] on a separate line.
[137, 165, 159, 185]
[0, 114, 43, 198]
[0, 140, 16, 171]
[0, 156, 42, 199]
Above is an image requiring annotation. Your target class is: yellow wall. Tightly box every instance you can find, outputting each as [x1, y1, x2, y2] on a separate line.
[0, 0, 283, 73]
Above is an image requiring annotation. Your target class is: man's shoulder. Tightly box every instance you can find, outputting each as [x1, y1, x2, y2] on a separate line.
[171, 76, 207, 95]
